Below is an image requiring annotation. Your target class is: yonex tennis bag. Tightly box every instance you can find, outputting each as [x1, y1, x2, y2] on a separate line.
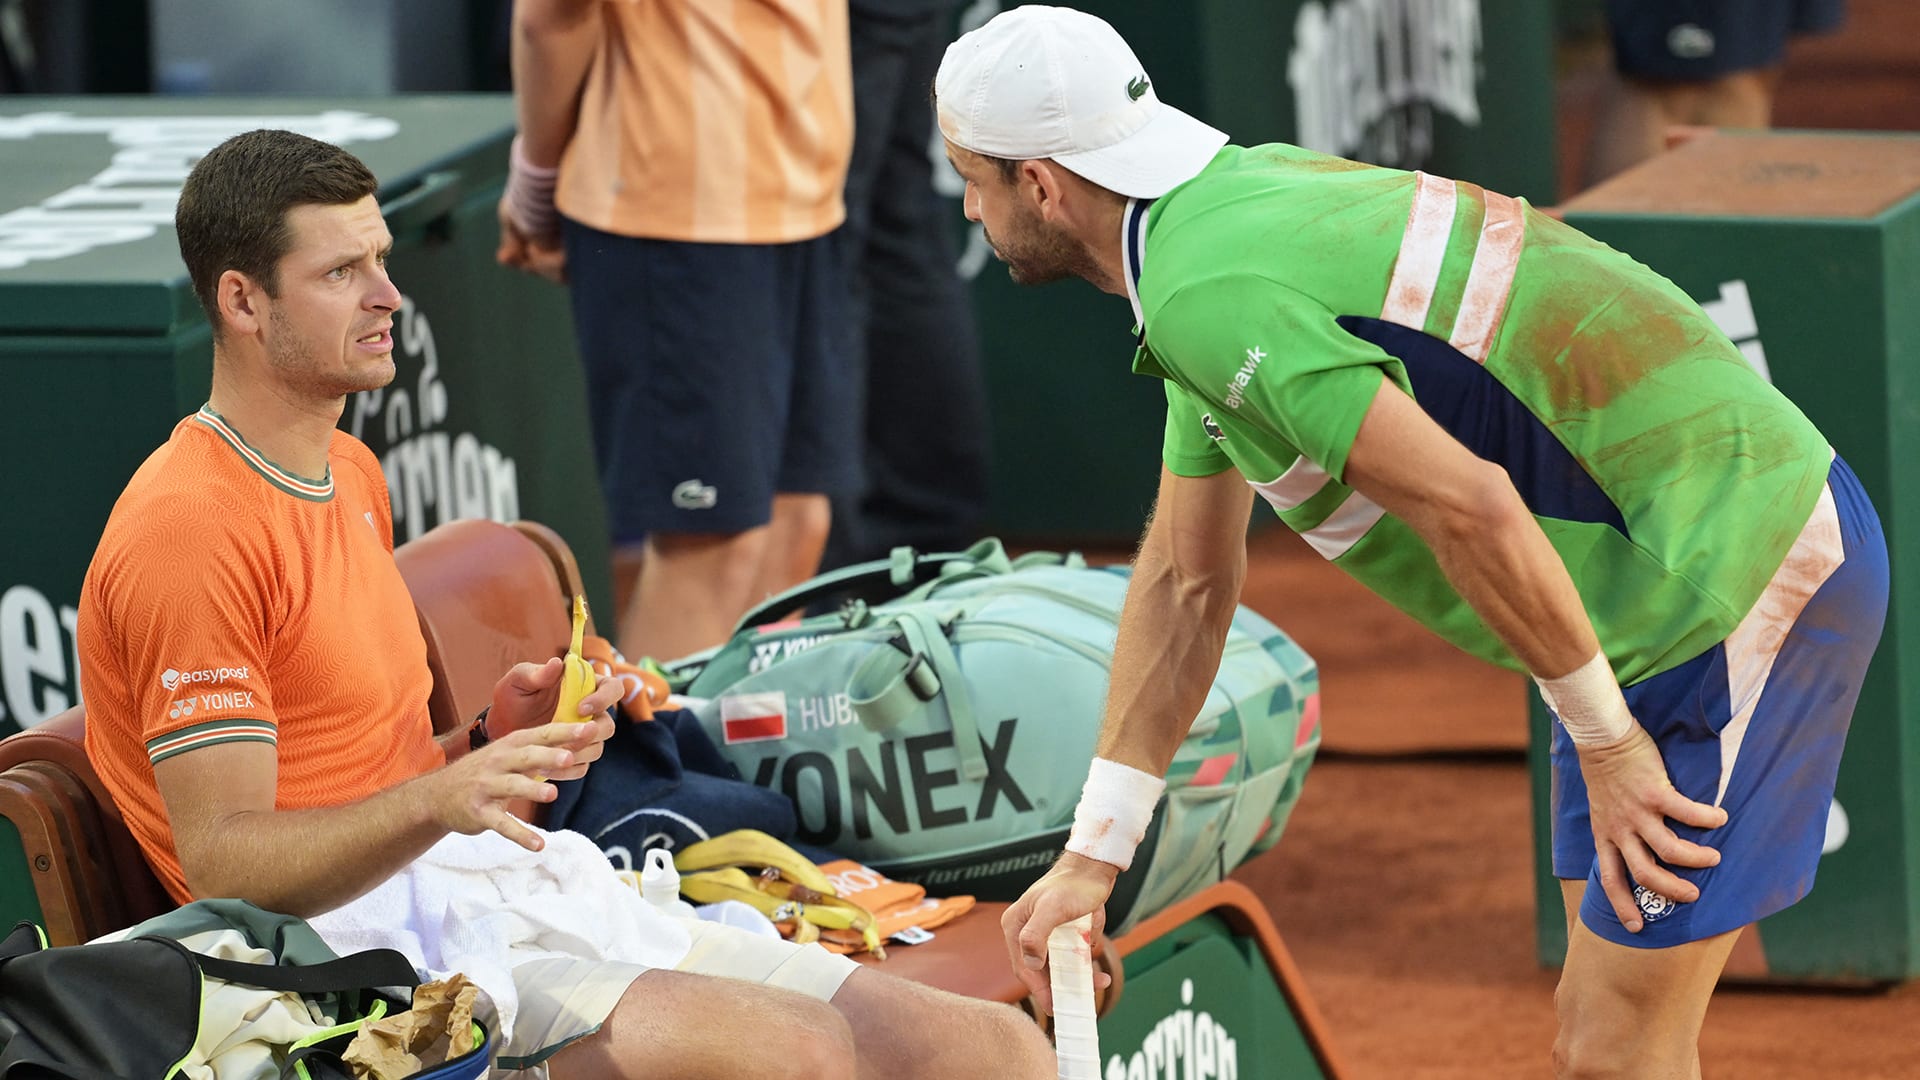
[669, 539, 1320, 934]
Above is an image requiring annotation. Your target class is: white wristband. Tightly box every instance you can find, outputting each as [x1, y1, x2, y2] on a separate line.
[1065, 757, 1167, 870]
[1534, 650, 1634, 747]
[505, 135, 561, 241]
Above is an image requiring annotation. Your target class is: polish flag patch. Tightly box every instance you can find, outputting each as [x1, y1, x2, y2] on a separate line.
[721, 691, 789, 744]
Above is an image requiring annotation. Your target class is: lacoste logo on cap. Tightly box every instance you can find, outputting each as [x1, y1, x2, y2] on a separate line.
[1127, 75, 1150, 101]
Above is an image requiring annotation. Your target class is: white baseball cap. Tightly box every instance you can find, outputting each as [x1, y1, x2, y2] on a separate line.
[935, 5, 1229, 199]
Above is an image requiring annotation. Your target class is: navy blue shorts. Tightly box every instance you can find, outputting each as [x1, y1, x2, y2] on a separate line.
[562, 221, 860, 541]
[1607, 0, 1846, 81]
[1551, 454, 1888, 948]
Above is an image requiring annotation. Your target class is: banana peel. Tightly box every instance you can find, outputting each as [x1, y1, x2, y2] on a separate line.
[674, 830, 835, 896]
[680, 867, 884, 956]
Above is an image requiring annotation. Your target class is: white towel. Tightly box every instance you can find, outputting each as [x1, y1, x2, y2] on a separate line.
[308, 826, 693, 1048]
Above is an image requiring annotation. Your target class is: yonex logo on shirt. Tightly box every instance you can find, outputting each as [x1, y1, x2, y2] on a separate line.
[167, 691, 258, 722]
[1224, 346, 1266, 409]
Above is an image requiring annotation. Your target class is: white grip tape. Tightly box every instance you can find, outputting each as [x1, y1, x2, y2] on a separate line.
[1534, 650, 1634, 746]
[1048, 914, 1101, 1080]
[1064, 758, 1166, 870]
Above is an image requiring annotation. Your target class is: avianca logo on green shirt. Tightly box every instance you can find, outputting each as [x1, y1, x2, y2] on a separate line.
[1127, 75, 1150, 101]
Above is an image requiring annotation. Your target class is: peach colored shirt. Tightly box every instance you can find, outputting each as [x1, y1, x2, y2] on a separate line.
[557, 0, 854, 244]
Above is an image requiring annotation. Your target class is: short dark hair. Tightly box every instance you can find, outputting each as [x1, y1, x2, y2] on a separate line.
[175, 129, 379, 334]
[977, 152, 1022, 184]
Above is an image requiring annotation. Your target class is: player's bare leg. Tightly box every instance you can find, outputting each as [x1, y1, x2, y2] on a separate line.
[551, 968, 857, 1079]
[1553, 880, 1742, 1080]
[752, 493, 832, 602]
[616, 494, 831, 660]
[829, 967, 1057, 1079]
[617, 527, 776, 661]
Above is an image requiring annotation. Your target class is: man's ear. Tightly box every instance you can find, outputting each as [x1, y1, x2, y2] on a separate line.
[215, 269, 265, 338]
[1021, 159, 1071, 221]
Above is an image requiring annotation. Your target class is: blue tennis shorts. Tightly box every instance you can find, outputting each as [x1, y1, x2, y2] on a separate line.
[1606, 0, 1847, 81]
[1551, 453, 1888, 949]
[561, 221, 861, 541]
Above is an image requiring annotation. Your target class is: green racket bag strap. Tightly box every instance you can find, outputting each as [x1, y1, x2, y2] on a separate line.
[730, 539, 1016, 634]
[844, 608, 989, 782]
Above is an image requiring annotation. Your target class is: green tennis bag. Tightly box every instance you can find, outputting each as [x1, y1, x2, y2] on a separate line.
[669, 539, 1320, 933]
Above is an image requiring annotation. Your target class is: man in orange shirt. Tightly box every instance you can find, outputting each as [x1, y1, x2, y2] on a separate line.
[499, 0, 860, 662]
[83, 129, 1055, 1077]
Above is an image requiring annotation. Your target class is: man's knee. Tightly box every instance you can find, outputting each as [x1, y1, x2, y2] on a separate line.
[766, 1007, 860, 1080]
[647, 529, 771, 596]
[770, 493, 832, 556]
[956, 997, 1055, 1076]
[1553, 974, 1624, 1079]
[575, 970, 858, 1080]
[1552, 969, 1664, 1080]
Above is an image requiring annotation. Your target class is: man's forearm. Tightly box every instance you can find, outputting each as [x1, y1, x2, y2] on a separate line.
[1095, 509, 1246, 773]
[511, 0, 600, 166]
[1420, 474, 1600, 682]
[179, 774, 448, 917]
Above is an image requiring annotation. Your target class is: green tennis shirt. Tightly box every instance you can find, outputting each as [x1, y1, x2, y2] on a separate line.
[1128, 144, 1830, 684]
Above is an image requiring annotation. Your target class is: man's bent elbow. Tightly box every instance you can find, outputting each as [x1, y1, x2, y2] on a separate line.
[1429, 460, 1533, 547]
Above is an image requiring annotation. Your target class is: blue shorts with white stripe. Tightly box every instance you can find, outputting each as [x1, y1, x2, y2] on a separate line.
[1550, 453, 1888, 949]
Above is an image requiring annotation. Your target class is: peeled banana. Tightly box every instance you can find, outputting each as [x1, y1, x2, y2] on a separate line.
[550, 595, 595, 725]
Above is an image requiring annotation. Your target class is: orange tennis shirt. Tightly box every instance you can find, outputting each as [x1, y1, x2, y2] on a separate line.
[556, 0, 853, 244]
[80, 407, 444, 902]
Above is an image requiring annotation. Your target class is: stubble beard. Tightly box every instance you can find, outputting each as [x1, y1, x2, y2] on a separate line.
[266, 305, 395, 402]
[986, 212, 1100, 288]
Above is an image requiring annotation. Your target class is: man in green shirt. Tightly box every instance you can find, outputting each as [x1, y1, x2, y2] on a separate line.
[938, 6, 1888, 1075]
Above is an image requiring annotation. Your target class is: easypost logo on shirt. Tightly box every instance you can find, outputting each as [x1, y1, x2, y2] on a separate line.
[159, 664, 249, 691]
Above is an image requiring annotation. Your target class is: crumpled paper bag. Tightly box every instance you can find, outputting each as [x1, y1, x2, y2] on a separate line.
[341, 974, 481, 1079]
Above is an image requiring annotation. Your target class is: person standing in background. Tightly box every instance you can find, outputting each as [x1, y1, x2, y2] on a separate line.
[822, 0, 994, 569]
[499, 0, 861, 661]
[1585, 0, 1846, 184]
